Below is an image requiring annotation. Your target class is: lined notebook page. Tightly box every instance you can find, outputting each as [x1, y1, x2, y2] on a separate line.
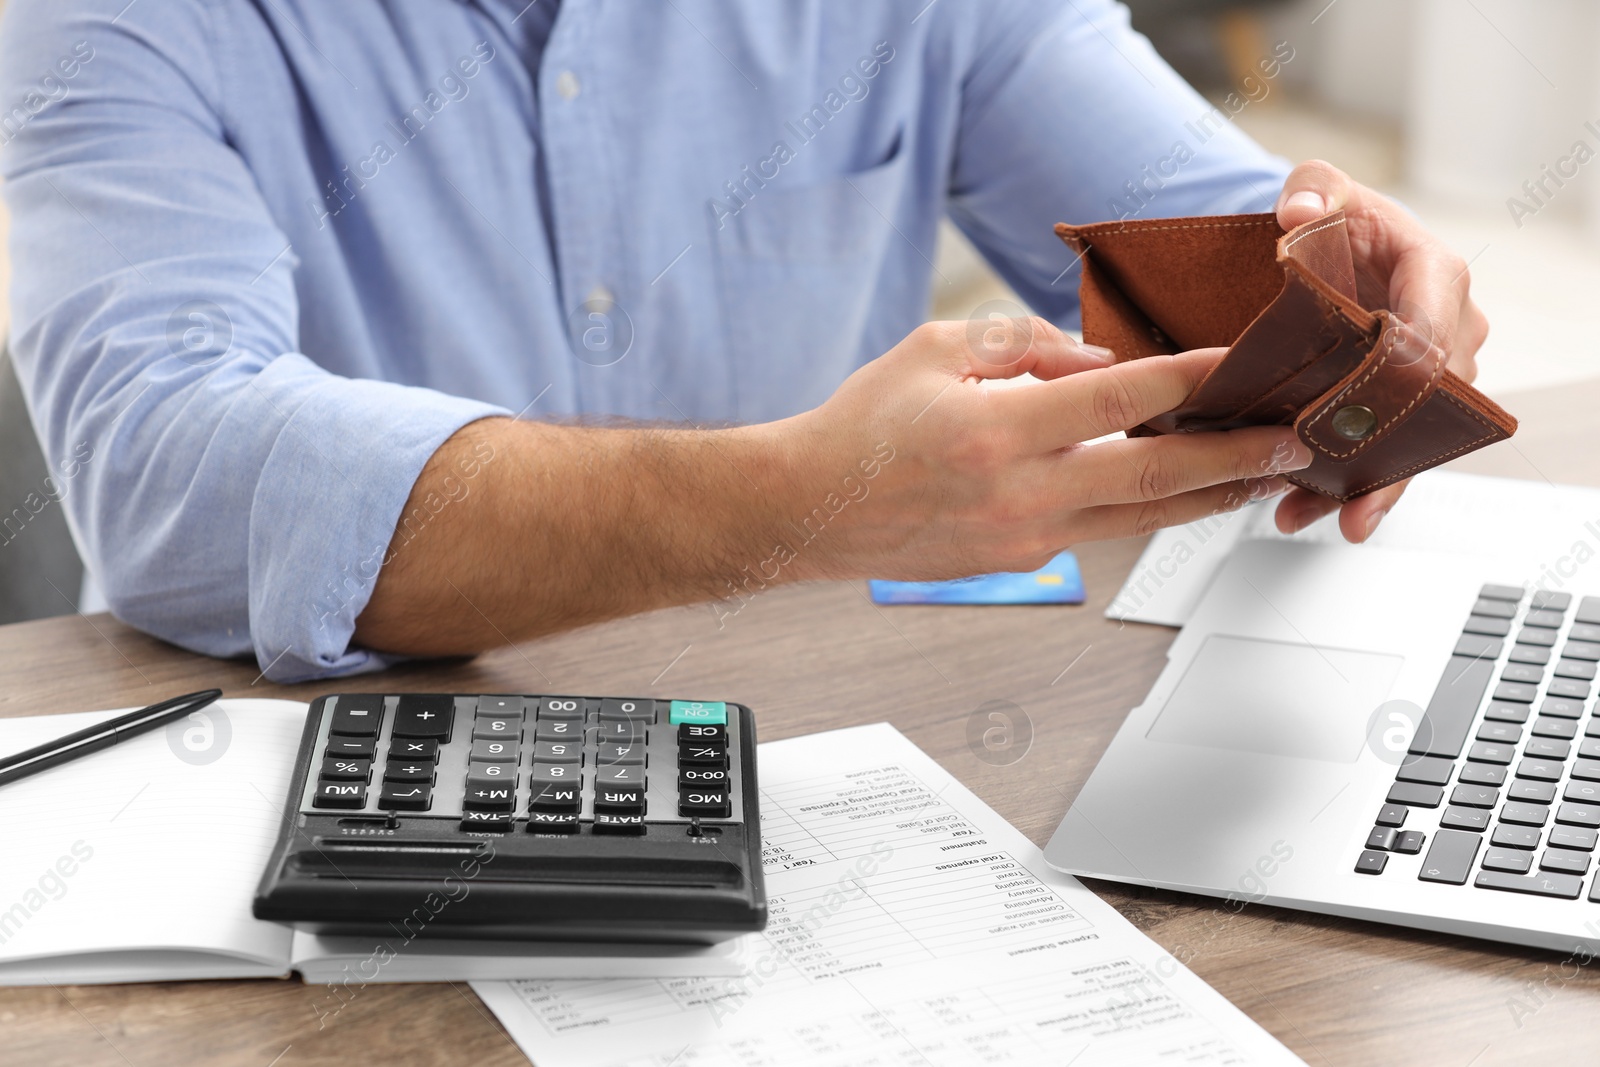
[0, 699, 308, 983]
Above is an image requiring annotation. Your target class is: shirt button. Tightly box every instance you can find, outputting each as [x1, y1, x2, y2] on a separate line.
[555, 70, 581, 101]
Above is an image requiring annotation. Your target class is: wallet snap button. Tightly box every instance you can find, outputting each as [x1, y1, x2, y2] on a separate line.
[1331, 404, 1378, 441]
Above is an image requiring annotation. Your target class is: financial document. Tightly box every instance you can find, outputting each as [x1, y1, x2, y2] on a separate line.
[472, 723, 1303, 1066]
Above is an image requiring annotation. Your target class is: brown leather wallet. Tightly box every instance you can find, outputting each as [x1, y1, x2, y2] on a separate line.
[1054, 211, 1516, 501]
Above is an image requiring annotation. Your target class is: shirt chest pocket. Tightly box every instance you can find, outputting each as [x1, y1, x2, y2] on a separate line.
[709, 135, 911, 419]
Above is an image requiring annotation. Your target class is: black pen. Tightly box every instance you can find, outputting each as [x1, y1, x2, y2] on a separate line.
[0, 689, 224, 787]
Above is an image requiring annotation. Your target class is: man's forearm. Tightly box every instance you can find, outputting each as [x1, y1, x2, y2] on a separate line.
[353, 416, 808, 655]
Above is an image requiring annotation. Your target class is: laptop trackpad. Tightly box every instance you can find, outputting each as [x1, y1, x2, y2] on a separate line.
[1146, 635, 1405, 763]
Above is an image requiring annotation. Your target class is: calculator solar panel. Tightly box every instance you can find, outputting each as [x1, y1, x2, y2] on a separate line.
[253, 694, 765, 944]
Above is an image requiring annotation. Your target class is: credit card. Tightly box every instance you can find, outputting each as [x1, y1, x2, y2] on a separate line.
[868, 551, 1085, 605]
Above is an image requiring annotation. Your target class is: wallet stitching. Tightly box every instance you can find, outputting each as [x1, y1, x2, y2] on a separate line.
[1080, 218, 1280, 237]
[1302, 319, 1447, 459]
[1281, 216, 1347, 251]
[1316, 391, 1500, 501]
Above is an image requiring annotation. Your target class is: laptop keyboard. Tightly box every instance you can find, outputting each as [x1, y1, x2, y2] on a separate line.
[1356, 585, 1600, 900]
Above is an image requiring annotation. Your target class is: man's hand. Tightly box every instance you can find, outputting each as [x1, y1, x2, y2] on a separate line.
[765, 316, 1311, 583]
[1272, 159, 1491, 543]
[354, 317, 1311, 656]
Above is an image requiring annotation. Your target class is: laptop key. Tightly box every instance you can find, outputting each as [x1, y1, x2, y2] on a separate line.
[1464, 615, 1512, 637]
[1516, 759, 1564, 781]
[1469, 742, 1514, 765]
[1524, 739, 1571, 761]
[1476, 721, 1522, 745]
[1387, 782, 1444, 808]
[1501, 664, 1544, 685]
[1577, 596, 1600, 624]
[1556, 803, 1600, 827]
[1525, 609, 1566, 629]
[1563, 781, 1600, 804]
[1450, 785, 1499, 808]
[1454, 634, 1504, 659]
[1482, 847, 1533, 873]
[1571, 759, 1600, 782]
[1551, 826, 1599, 851]
[1474, 870, 1584, 898]
[1491, 825, 1541, 850]
[1459, 762, 1508, 786]
[1410, 657, 1495, 758]
[1441, 807, 1490, 831]
[1549, 679, 1591, 700]
[1376, 804, 1409, 827]
[1557, 659, 1598, 681]
[1516, 627, 1558, 648]
[1395, 830, 1425, 854]
[1571, 621, 1600, 642]
[1509, 780, 1557, 804]
[1563, 640, 1600, 662]
[1493, 681, 1538, 704]
[1530, 591, 1572, 612]
[1419, 829, 1482, 884]
[1479, 584, 1524, 602]
[1355, 850, 1388, 875]
[1484, 702, 1531, 724]
[1396, 755, 1455, 785]
[1508, 645, 1551, 666]
[1472, 597, 1519, 619]
[1500, 801, 1550, 826]
[1541, 697, 1585, 719]
[1366, 827, 1398, 851]
[1532, 717, 1578, 740]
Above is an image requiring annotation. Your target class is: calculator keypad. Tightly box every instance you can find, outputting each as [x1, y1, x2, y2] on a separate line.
[302, 695, 744, 832]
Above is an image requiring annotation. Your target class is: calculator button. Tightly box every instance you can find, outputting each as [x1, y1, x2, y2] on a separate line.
[330, 696, 384, 736]
[477, 696, 525, 717]
[473, 717, 522, 740]
[532, 741, 583, 764]
[534, 720, 584, 742]
[526, 811, 580, 833]
[460, 811, 515, 831]
[388, 738, 439, 761]
[596, 765, 645, 789]
[594, 782, 646, 811]
[679, 742, 728, 767]
[592, 813, 647, 834]
[463, 778, 516, 812]
[537, 697, 585, 721]
[678, 723, 727, 744]
[595, 720, 647, 745]
[392, 696, 454, 739]
[680, 766, 729, 789]
[596, 743, 646, 766]
[599, 699, 656, 722]
[320, 756, 370, 781]
[529, 779, 581, 813]
[669, 700, 727, 726]
[384, 761, 434, 783]
[679, 788, 731, 819]
[377, 782, 431, 811]
[326, 737, 377, 758]
[470, 738, 518, 763]
[313, 780, 367, 808]
[467, 760, 516, 781]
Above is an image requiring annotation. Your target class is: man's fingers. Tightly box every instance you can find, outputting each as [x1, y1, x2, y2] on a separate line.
[1064, 426, 1310, 508]
[1072, 476, 1292, 543]
[1276, 159, 1356, 228]
[955, 315, 1114, 381]
[996, 347, 1228, 453]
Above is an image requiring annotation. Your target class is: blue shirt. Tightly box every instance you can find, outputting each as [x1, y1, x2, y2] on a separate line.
[0, 0, 1289, 681]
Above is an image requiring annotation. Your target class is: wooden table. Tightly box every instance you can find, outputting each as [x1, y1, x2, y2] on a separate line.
[3, 379, 1598, 1067]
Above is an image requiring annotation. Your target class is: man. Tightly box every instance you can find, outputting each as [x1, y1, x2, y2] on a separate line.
[0, 0, 1485, 681]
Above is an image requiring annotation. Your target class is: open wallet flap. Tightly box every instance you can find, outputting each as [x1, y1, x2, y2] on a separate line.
[1054, 211, 1516, 501]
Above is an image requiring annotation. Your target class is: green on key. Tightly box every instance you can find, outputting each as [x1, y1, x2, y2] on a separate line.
[670, 700, 727, 726]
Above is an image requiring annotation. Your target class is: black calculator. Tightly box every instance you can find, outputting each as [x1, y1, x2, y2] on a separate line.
[253, 693, 766, 944]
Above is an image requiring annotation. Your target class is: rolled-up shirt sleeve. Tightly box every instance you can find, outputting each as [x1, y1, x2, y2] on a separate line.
[0, 1, 506, 681]
[947, 0, 1296, 322]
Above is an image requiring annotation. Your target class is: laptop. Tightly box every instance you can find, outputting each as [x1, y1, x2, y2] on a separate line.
[1045, 537, 1600, 953]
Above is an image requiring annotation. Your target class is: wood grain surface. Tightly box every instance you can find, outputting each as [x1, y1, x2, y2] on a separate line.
[1, 379, 1596, 1067]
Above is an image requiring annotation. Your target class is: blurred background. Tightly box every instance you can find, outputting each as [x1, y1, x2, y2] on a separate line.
[2, 0, 1598, 624]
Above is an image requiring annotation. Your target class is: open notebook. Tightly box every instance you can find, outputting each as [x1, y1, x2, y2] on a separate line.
[0, 699, 742, 985]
